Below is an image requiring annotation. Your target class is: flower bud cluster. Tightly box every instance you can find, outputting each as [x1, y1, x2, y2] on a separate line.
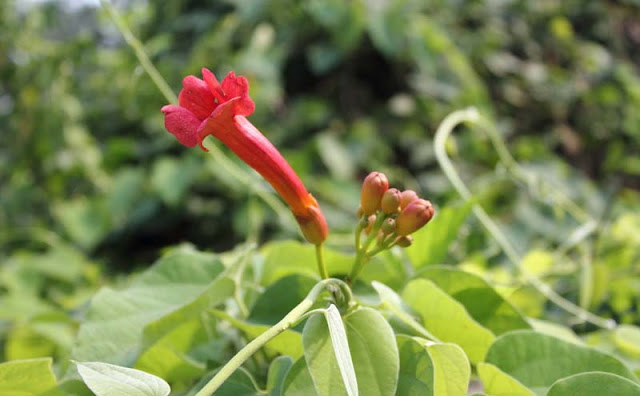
[358, 171, 434, 250]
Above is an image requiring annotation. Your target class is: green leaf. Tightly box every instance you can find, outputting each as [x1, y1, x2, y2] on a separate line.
[528, 318, 583, 345]
[303, 312, 349, 396]
[417, 267, 531, 335]
[344, 308, 399, 396]
[372, 281, 438, 341]
[485, 330, 639, 394]
[396, 336, 434, 395]
[477, 362, 534, 396]
[425, 341, 470, 396]
[402, 278, 495, 363]
[260, 241, 352, 286]
[615, 325, 640, 359]
[405, 202, 471, 268]
[249, 274, 318, 325]
[134, 320, 206, 390]
[71, 247, 234, 367]
[76, 361, 170, 396]
[0, 358, 57, 396]
[282, 358, 319, 396]
[395, 336, 470, 396]
[211, 309, 303, 358]
[303, 308, 399, 396]
[267, 356, 293, 396]
[326, 305, 358, 396]
[546, 372, 640, 396]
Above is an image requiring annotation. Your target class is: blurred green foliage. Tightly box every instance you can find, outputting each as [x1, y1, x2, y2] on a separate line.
[1, 0, 639, 376]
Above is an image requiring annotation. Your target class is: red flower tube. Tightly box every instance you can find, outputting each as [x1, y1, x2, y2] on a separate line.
[161, 69, 328, 244]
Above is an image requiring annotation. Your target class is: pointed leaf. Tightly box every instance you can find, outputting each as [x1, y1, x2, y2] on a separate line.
[76, 361, 170, 396]
[402, 278, 495, 363]
[326, 305, 358, 396]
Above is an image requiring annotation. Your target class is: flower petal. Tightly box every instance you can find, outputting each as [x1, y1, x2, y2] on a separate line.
[221, 71, 250, 99]
[201, 68, 225, 103]
[161, 105, 201, 147]
[178, 76, 216, 121]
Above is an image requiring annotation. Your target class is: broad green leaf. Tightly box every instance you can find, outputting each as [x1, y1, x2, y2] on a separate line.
[395, 336, 470, 396]
[615, 325, 640, 358]
[267, 356, 293, 396]
[282, 358, 319, 396]
[212, 309, 303, 358]
[0, 358, 57, 396]
[546, 372, 640, 396]
[528, 318, 583, 345]
[303, 313, 349, 396]
[76, 361, 170, 396]
[249, 274, 317, 325]
[425, 341, 470, 396]
[134, 320, 206, 390]
[326, 305, 358, 396]
[303, 308, 399, 396]
[396, 336, 434, 395]
[485, 330, 639, 394]
[344, 308, 399, 396]
[372, 281, 438, 341]
[71, 247, 234, 367]
[402, 278, 495, 363]
[418, 267, 530, 334]
[260, 241, 352, 285]
[477, 362, 534, 396]
[405, 202, 471, 268]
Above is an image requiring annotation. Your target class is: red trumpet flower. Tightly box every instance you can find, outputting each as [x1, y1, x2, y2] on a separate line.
[161, 69, 328, 244]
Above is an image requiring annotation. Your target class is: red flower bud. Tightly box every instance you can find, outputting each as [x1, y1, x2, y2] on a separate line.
[395, 199, 434, 236]
[400, 190, 419, 210]
[360, 172, 389, 215]
[380, 188, 401, 214]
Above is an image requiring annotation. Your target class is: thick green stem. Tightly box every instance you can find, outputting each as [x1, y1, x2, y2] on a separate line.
[196, 279, 347, 396]
[434, 108, 615, 330]
[316, 243, 328, 279]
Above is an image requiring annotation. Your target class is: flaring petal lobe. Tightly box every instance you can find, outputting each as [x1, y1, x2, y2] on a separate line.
[178, 76, 216, 121]
[221, 71, 250, 99]
[161, 105, 202, 147]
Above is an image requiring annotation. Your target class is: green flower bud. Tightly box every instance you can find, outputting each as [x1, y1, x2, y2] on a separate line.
[360, 172, 389, 215]
[396, 199, 434, 236]
[400, 190, 419, 209]
[381, 218, 396, 234]
[395, 235, 413, 248]
[380, 188, 401, 214]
